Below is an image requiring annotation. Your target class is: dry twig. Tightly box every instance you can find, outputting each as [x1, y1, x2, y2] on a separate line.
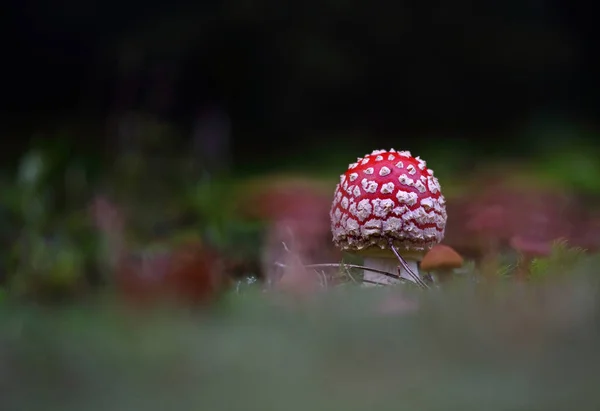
[388, 239, 429, 289]
[274, 262, 411, 286]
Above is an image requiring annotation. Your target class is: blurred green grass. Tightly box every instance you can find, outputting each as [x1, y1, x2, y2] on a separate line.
[2, 270, 600, 411]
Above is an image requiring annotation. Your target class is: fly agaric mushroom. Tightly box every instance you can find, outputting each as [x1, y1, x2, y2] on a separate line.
[420, 244, 464, 283]
[330, 149, 447, 286]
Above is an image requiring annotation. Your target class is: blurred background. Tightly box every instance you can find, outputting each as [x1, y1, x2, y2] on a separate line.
[2, 3, 600, 410]
[3, 0, 600, 166]
[2, 0, 600, 300]
[2, 0, 600, 297]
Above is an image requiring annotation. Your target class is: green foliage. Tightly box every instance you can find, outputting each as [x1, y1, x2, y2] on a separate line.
[1, 147, 98, 300]
[181, 178, 265, 262]
[10, 234, 87, 295]
[497, 263, 518, 280]
[529, 239, 588, 280]
[536, 149, 600, 194]
[521, 120, 600, 194]
[183, 179, 234, 233]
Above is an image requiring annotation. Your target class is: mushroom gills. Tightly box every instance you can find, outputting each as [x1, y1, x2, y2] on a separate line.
[362, 256, 421, 286]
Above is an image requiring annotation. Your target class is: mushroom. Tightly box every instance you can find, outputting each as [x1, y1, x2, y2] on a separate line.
[420, 244, 464, 283]
[330, 149, 447, 286]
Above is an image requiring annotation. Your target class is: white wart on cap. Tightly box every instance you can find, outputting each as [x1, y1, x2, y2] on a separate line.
[330, 149, 447, 256]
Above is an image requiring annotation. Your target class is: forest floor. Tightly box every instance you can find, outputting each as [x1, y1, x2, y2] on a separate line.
[2, 139, 600, 410]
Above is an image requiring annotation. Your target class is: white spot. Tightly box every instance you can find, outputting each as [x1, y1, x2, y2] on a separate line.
[427, 176, 440, 194]
[387, 154, 395, 161]
[398, 174, 414, 187]
[396, 190, 418, 206]
[349, 172, 359, 182]
[361, 178, 378, 193]
[371, 149, 386, 155]
[372, 198, 395, 217]
[392, 205, 408, 215]
[335, 190, 342, 203]
[343, 181, 349, 191]
[364, 167, 374, 175]
[353, 186, 362, 197]
[402, 222, 422, 238]
[414, 180, 426, 193]
[349, 202, 357, 216]
[389, 148, 396, 152]
[346, 218, 360, 235]
[382, 217, 403, 233]
[435, 212, 446, 228]
[341, 213, 348, 226]
[346, 185, 354, 195]
[355, 199, 373, 221]
[340, 174, 346, 185]
[420, 197, 434, 211]
[348, 162, 358, 169]
[380, 182, 395, 194]
[434, 213, 446, 228]
[333, 208, 342, 223]
[362, 218, 383, 236]
[406, 164, 416, 175]
[427, 169, 434, 176]
[341, 196, 349, 209]
[332, 226, 343, 238]
[361, 158, 370, 165]
[375, 155, 384, 161]
[398, 151, 411, 158]
[398, 203, 447, 235]
[405, 207, 438, 225]
[416, 156, 427, 170]
[426, 226, 442, 237]
[395, 161, 404, 169]
[379, 166, 391, 177]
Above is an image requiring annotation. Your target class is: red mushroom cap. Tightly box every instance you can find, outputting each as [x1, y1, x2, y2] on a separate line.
[330, 149, 447, 257]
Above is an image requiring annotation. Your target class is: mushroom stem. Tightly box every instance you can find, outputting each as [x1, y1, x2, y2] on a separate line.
[362, 257, 421, 286]
[432, 269, 453, 283]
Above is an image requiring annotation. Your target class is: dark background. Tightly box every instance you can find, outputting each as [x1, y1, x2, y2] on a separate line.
[2, 0, 599, 168]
